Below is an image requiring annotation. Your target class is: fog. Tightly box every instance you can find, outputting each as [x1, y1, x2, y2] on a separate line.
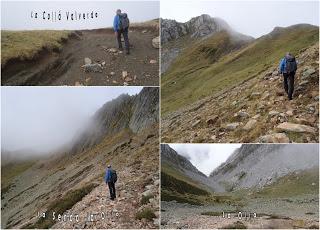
[169, 144, 241, 176]
[1, 1, 159, 30]
[161, 0, 319, 38]
[1, 87, 143, 155]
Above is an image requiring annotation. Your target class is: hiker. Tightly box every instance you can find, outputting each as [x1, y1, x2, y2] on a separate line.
[104, 165, 117, 200]
[113, 9, 130, 54]
[279, 52, 297, 100]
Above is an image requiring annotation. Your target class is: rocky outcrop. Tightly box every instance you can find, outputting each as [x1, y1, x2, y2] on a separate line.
[161, 14, 231, 43]
[209, 144, 319, 191]
[71, 87, 159, 153]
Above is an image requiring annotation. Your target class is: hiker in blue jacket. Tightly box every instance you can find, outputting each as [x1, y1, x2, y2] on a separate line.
[279, 52, 297, 100]
[113, 9, 130, 54]
[105, 165, 117, 200]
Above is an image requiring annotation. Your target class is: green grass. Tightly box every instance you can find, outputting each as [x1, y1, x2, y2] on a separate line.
[256, 167, 319, 198]
[161, 189, 203, 205]
[140, 194, 154, 205]
[24, 183, 97, 229]
[162, 25, 319, 115]
[135, 208, 156, 221]
[1, 30, 71, 66]
[1, 160, 35, 194]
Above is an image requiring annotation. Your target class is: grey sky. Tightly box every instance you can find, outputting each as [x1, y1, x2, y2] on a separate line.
[161, 0, 319, 38]
[169, 144, 241, 176]
[1, 87, 143, 153]
[1, 1, 159, 30]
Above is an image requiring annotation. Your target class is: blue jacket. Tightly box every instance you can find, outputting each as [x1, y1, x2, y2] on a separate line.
[105, 168, 112, 183]
[113, 15, 120, 31]
[279, 58, 286, 74]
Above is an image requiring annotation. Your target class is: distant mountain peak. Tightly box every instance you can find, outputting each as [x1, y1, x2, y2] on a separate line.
[161, 14, 232, 43]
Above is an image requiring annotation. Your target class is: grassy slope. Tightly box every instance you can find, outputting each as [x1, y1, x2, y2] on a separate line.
[162, 25, 319, 115]
[255, 167, 319, 198]
[1, 30, 71, 66]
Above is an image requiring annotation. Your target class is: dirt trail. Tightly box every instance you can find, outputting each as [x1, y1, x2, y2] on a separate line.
[162, 43, 319, 143]
[2, 28, 159, 86]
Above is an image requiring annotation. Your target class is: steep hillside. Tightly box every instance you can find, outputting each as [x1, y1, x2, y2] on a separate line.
[162, 26, 319, 143]
[209, 144, 319, 192]
[162, 23, 318, 116]
[71, 87, 159, 153]
[161, 144, 211, 205]
[1, 88, 160, 229]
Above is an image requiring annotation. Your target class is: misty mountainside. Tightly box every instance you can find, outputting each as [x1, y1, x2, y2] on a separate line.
[209, 144, 319, 192]
[1, 87, 160, 229]
[161, 144, 213, 205]
[162, 17, 319, 143]
[71, 87, 159, 153]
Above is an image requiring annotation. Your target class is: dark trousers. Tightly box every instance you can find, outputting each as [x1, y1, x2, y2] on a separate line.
[116, 28, 129, 52]
[283, 72, 295, 100]
[108, 182, 116, 200]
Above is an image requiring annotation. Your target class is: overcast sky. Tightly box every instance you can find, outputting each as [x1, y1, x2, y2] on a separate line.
[169, 144, 241, 176]
[161, 0, 319, 38]
[1, 1, 159, 30]
[1, 87, 142, 153]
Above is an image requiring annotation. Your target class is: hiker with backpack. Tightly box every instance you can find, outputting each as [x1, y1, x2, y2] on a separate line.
[279, 52, 298, 100]
[105, 165, 117, 200]
[113, 9, 130, 54]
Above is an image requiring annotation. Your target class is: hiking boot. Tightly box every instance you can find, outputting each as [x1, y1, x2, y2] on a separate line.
[118, 47, 123, 51]
[126, 50, 130, 55]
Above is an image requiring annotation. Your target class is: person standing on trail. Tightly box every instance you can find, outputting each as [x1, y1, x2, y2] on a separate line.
[105, 165, 117, 200]
[113, 9, 130, 55]
[279, 52, 297, 100]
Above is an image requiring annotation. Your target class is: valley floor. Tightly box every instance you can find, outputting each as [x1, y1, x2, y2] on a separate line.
[161, 194, 319, 229]
[162, 43, 319, 143]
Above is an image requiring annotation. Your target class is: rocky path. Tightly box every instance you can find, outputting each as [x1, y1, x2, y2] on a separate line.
[161, 197, 319, 229]
[2, 28, 159, 86]
[52, 166, 160, 229]
[162, 43, 319, 143]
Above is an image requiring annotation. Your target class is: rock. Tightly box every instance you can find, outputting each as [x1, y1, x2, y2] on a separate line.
[251, 92, 261, 98]
[302, 68, 316, 79]
[149, 60, 157, 64]
[312, 182, 316, 186]
[252, 114, 261, 119]
[84, 57, 92, 65]
[206, 115, 218, 126]
[152, 36, 160, 49]
[123, 82, 129, 86]
[112, 80, 118, 84]
[110, 72, 115, 75]
[210, 135, 216, 141]
[122, 71, 128, 78]
[192, 120, 201, 127]
[101, 61, 106, 66]
[82, 63, 103, 73]
[294, 117, 316, 126]
[142, 190, 152, 197]
[259, 133, 289, 143]
[268, 110, 279, 117]
[142, 29, 148, 34]
[235, 111, 250, 119]
[225, 122, 240, 130]
[261, 91, 270, 100]
[276, 122, 316, 133]
[242, 119, 257, 131]
[124, 76, 133, 82]
[299, 80, 309, 86]
[286, 110, 294, 116]
[75, 81, 82, 86]
[108, 48, 118, 53]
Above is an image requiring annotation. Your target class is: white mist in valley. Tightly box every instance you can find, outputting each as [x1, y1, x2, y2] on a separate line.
[1, 87, 143, 159]
[169, 144, 241, 176]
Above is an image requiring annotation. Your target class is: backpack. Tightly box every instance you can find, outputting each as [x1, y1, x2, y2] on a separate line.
[119, 13, 129, 30]
[285, 56, 297, 74]
[110, 169, 118, 183]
